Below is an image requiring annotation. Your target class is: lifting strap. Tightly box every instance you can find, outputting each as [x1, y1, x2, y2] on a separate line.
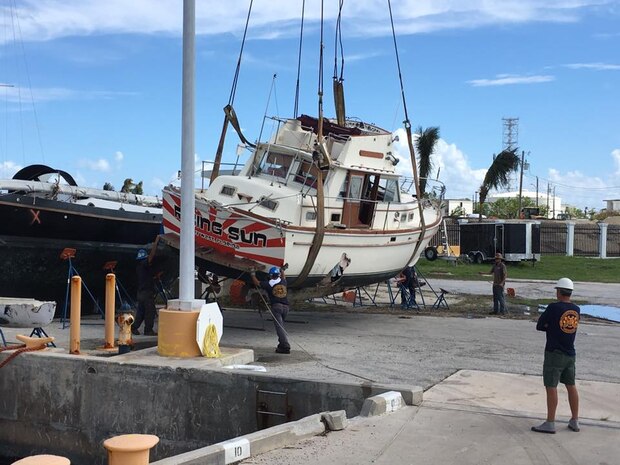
[210, 104, 256, 184]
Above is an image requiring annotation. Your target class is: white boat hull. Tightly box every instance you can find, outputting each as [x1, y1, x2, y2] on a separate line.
[0, 298, 56, 328]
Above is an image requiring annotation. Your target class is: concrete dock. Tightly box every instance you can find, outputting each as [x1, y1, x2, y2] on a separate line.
[1, 283, 619, 464]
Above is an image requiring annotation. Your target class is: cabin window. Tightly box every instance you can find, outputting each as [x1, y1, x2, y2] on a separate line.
[306, 211, 317, 221]
[331, 213, 341, 222]
[377, 178, 399, 202]
[258, 197, 278, 211]
[220, 185, 236, 197]
[258, 150, 294, 179]
[408, 212, 414, 221]
[294, 161, 318, 188]
[400, 213, 407, 222]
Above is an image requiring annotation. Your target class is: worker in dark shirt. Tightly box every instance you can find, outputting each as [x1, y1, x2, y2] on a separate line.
[251, 264, 290, 354]
[531, 277, 581, 434]
[489, 252, 507, 314]
[132, 236, 161, 336]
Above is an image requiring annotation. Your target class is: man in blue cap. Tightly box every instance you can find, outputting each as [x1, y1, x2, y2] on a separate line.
[251, 264, 290, 354]
[132, 236, 161, 336]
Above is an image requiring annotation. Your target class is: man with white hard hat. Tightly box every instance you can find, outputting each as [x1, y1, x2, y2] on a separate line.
[532, 277, 581, 434]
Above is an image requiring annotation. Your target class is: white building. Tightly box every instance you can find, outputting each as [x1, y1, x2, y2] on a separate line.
[488, 190, 562, 219]
[442, 198, 473, 217]
[604, 199, 620, 212]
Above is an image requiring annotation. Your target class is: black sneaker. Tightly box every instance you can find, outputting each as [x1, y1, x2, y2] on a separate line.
[275, 347, 290, 354]
[144, 330, 158, 336]
[131, 328, 140, 336]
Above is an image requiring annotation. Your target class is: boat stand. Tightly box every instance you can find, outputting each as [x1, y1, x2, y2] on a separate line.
[0, 329, 6, 347]
[60, 248, 104, 329]
[29, 327, 56, 347]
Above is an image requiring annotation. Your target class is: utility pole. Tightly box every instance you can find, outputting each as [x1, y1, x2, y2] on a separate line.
[518, 150, 525, 217]
[552, 186, 556, 219]
[546, 183, 550, 218]
[536, 176, 539, 207]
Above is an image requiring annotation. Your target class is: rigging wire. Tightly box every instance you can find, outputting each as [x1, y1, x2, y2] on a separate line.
[227, 0, 254, 106]
[333, 0, 345, 82]
[293, 0, 305, 118]
[5, 0, 45, 164]
[387, 0, 427, 265]
[317, 0, 325, 122]
[258, 74, 277, 144]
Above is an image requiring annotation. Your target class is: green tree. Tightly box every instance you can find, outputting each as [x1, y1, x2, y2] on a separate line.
[449, 205, 466, 217]
[415, 126, 440, 196]
[132, 181, 144, 195]
[478, 148, 520, 221]
[103, 182, 115, 191]
[120, 178, 134, 193]
[120, 178, 144, 194]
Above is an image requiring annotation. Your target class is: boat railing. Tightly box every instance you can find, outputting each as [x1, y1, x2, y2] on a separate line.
[400, 176, 446, 199]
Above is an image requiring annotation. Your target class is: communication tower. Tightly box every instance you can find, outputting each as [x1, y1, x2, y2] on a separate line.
[502, 117, 519, 191]
[502, 117, 519, 151]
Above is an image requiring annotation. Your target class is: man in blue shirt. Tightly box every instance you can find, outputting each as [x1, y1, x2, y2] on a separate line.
[531, 277, 580, 434]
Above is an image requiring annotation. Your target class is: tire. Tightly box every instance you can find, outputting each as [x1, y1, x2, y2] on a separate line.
[474, 253, 484, 264]
[424, 246, 438, 261]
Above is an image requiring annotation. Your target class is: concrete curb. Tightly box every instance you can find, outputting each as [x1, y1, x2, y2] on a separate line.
[151, 412, 329, 465]
[360, 391, 406, 417]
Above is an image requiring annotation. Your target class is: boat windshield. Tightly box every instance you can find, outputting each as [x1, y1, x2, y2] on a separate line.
[257, 150, 294, 180]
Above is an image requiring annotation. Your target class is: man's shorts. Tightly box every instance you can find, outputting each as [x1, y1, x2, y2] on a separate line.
[543, 349, 576, 387]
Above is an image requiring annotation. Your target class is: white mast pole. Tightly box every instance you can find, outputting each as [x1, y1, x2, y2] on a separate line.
[179, 0, 196, 303]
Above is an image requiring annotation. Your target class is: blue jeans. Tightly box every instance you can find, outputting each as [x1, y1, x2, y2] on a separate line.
[492, 285, 506, 313]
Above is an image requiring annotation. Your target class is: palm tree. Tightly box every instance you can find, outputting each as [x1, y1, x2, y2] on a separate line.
[478, 148, 520, 221]
[120, 178, 134, 193]
[415, 126, 440, 196]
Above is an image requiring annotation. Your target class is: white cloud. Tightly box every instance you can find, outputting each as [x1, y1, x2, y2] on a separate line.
[0, 160, 23, 179]
[467, 74, 555, 87]
[564, 62, 620, 71]
[391, 128, 485, 200]
[79, 158, 111, 172]
[114, 151, 124, 162]
[1, 85, 137, 104]
[0, 1, 613, 43]
[612, 149, 620, 177]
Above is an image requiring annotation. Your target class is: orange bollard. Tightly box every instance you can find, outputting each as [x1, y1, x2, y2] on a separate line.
[104, 273, 116, 349]
[12, 454, 70, 464]
[103, 434, 159, 465]
[70, 275, 81, 355]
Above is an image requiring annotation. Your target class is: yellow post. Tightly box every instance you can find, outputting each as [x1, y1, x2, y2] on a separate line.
[70, 275, 81, 355]
[104, 273, 116, 349]
[103, 434, 159, 465]
[157, 309, 201, 358]
[12, 454, 70, 464]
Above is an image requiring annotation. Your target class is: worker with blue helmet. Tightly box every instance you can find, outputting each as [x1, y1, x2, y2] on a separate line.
[132, 237, 162, 336]
[251, 263, 290, 354]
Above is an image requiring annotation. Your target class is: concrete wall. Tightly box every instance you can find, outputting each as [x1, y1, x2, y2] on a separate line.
[0, 351, 416, 464]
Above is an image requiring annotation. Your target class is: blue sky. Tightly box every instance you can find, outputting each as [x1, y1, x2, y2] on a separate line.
[1, 0, 619, 212]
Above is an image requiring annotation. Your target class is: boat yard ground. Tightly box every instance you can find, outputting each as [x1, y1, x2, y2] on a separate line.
[1, 278, 619, 464]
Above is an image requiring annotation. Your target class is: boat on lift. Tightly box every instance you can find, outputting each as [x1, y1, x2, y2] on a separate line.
[161, 1, 444, 300]
[162, 115, 444, 299]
